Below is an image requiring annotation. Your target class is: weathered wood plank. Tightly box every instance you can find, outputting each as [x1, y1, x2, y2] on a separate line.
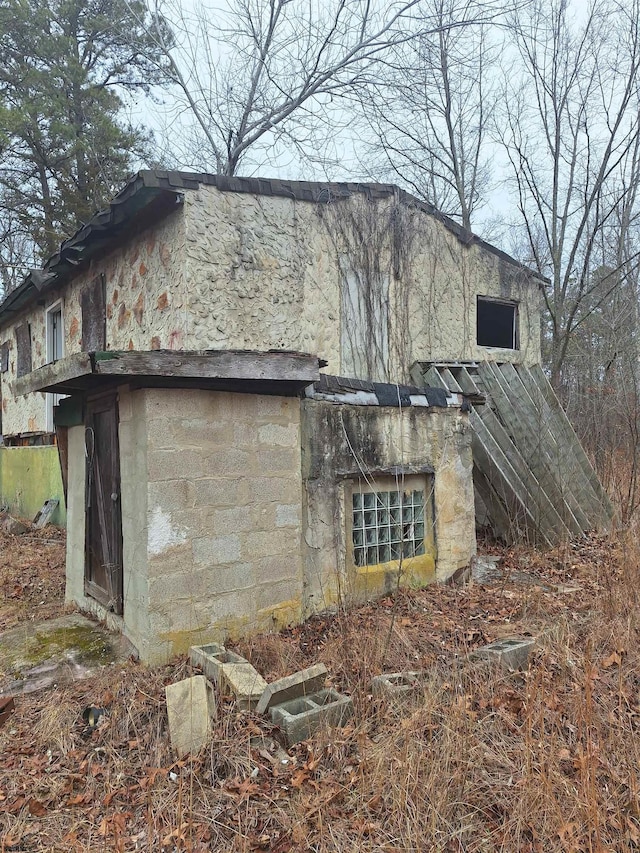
[475, 405, 571, 541]
[513, 364, 612, 528]
[470, 413, 549, 545]
[477, 362, 584, 535]
[497, 363, 595, 531]
[81, 274, 106, 351]
[473, 467, 518, 542]
[527, 364, 615, 521]
[487, 361, 589, 532]
[452, 366, 484, 399]
[94, 350, 321, 383]
[13, 353, 92, 396]
[423, 366, 450, 391]
[439, 367, 463, 394]
[500, 364, 601, 530]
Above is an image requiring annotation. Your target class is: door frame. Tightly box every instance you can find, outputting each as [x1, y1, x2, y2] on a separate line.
[84, 391, 124, 614]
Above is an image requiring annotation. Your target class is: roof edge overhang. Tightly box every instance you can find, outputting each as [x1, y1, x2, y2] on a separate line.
[0, 177, 184, 325]
[13, 349, 324, 397]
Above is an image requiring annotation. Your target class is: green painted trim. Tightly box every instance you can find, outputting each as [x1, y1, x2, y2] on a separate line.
[54, 395, 84, 427]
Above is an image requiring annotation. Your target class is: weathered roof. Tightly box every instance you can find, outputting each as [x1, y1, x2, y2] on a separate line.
[307, 374, 450, 408]
[0, 170, 547, 325]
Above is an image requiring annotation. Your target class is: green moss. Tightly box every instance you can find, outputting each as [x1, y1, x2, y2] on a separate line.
[21, 625, 114, 668]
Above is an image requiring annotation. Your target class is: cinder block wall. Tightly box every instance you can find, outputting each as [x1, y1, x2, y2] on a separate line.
[0, 445, 66, 524]
[139, 388, 303, 663]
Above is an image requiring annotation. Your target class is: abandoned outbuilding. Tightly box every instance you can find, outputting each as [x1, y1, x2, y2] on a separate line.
[0, 171, 613, 663]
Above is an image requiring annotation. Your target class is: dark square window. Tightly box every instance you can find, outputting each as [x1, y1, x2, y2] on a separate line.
[477, 297, 518, 349]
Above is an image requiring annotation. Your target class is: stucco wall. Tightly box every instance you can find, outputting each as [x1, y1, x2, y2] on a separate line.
[0, 184, 542, 437]
[0, 445, 65, 524]
[182, 189, 542, 382]
[0, 205, 187, 436]
[301, 400, 476, 613]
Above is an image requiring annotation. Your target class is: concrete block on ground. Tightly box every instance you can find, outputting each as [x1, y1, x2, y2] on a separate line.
[470, 637, 535, 671]
[269, 688, 353, 745]
[3, 516, 29, 535]
[165, 675, 215, 757]
[189, 643, 247, 685]
[256, 663, 328, 715]
[371, 671, 429, 703]
[221, 662, 268, 710]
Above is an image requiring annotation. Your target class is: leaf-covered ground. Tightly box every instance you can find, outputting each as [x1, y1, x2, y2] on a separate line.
[0, 527, 65, 633]
[1, 530, 639, 851]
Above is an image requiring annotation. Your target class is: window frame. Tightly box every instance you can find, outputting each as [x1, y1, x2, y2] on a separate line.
[346, 473, 436, 574]
[45, 300, 65, 433]
[476, 295, 519, 350]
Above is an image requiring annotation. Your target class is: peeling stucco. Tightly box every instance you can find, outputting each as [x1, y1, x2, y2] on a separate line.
[147, 505, 187, 556]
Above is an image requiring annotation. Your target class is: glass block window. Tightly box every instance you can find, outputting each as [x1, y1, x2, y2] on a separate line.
[352, 487, 426, 567]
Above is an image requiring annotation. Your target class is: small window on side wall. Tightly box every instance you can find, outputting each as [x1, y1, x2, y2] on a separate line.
[477, 296, 519, 349]
[349, 474, 435, 569]
[15, 323, 32, 377]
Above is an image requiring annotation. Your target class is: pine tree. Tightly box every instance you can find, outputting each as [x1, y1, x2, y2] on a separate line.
[0, 0, 169, 291]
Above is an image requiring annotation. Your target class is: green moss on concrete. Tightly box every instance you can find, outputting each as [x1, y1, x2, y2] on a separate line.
[21, 625, 114, 668]
[0, 445, 66, 524]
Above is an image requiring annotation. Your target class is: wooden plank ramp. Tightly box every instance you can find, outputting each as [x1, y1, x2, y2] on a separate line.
[417, 360, 615, 544]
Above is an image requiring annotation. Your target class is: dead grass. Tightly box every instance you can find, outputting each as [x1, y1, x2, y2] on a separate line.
[2, 532, 640, 851]
[0, 526, 66, 632]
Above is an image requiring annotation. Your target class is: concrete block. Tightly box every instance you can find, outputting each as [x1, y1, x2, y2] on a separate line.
[165, 675, 215, 757]
[251, 477, 300, 504]
[371, 671, 429, 703]
[192, 534, 241, 565]
[258, 423, 298, 447]
[275, 504, 300, 528]
[256, 663, 328, 714]
[269, 688, 353, 746]
[4, 516, 29, 535]
[470, 637, 535, 671]
[191, 477, 244, 508]
[189, 643, 247, 685]
[257, 447, 298, 475]
[221, 662, 268, 710]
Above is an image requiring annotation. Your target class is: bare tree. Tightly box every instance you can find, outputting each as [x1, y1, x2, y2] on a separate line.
[146, 0, 509, 177]
[500, 0, 640, 389]
[359, 0, 501, 230]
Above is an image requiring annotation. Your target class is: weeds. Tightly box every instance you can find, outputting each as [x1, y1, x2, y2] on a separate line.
[1, 532, 640, 850]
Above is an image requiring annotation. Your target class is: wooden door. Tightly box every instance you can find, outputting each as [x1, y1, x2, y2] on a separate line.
[84, 394, 123, 614]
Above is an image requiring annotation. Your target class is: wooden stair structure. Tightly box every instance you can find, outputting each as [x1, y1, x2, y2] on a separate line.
[414, 361, 615, 546]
